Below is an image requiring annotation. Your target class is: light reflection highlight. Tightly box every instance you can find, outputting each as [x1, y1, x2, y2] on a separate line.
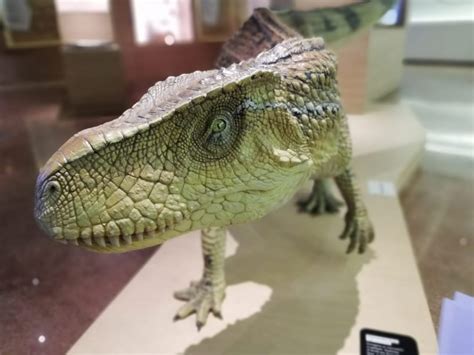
[425, 132, 474, 159]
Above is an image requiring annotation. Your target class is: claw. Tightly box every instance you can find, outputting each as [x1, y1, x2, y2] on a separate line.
[346, 236, 357, 254]
[341, 211, 373, 254]
[368, 227, 375, 243]
[213, 311, 223, 319]
[173, 279, 225, 329]
[358, 234, 367, 254]
[339, 215, 354, 241]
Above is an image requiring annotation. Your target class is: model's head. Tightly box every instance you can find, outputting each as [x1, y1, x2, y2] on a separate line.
[34, 38, 342, 253]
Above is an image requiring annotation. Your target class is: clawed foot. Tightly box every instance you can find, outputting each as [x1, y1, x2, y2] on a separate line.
[340, 210, 374, 254]
[173, 280, 225, 330]
[298, 185, 343, 215]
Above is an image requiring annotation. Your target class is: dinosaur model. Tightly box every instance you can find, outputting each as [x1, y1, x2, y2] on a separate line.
[216, 0, 396, 216]
[35, 1, 394, 329]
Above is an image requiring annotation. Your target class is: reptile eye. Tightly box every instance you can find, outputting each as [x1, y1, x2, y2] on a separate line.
[210, 117, 228, 134]
[45, 181, 61, 197]
[188, 105, 243, 163]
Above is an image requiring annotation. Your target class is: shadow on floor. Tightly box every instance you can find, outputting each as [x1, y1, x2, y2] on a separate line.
[184, 192, 373, 354]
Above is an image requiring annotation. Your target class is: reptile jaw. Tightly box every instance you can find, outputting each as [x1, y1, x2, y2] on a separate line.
[53, 220, 191, 253]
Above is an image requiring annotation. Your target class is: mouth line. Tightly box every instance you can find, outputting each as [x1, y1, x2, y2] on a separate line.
[57, 225, 172, 250]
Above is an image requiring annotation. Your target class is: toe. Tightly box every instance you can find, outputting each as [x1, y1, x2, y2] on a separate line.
[357, 232, 367, 254]
[211, 296, 223, 318]
[346, 235, 357, 253]
[174, 281, 199, 301]
[174, 288, 195, 301]
[367, 224, 375, 243]
[196, 300, 211, 329]
[174, 290, 191, 301]
[175, 301, 196, 320]
[340, 219, 354, 240]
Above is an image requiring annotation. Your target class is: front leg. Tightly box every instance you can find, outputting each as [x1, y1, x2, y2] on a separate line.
[335, 168, 374, 254]
[173, 226, 226, 329]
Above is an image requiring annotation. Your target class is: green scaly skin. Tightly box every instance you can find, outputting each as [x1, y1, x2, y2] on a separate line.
[216, 0, 397, 67]
[35, 0, 393, 328]
[36, 38, 340, 251]
[216, 0, 396, 217]
[35, 38, 373, 329]
[276, 0, 397, 43]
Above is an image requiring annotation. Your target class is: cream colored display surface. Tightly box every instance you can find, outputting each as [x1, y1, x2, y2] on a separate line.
[68, 103, 437, 354]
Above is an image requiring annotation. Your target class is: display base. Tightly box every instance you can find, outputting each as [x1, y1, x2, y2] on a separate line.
[68, 103, 437, 354]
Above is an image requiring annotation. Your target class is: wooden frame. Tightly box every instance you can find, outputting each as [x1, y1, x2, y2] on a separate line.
[193, 0, 245, 42]
[3, 0, 60, 49]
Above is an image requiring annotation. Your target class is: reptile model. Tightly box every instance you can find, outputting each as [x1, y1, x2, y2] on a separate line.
[217, 0, 396, 67]
[216, 0, 396, 215]
[34, 1, 394, 329]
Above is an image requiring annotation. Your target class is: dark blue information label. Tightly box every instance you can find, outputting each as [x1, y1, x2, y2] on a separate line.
[360, 329, 419, 355]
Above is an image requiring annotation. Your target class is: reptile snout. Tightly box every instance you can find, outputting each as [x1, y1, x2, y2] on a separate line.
[34, 173, 62, 239]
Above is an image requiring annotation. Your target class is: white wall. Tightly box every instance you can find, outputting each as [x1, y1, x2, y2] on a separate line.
[409, 0, 474, 23]
[405, 0, 474, 62]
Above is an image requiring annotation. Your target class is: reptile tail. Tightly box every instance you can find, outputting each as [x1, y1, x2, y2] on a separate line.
[275, 0, 397, 43]
[216, 8, 301, 68]
[216, 0, 396, 67]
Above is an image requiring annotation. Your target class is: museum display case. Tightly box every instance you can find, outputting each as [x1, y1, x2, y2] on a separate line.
[0, 1, 472, 354]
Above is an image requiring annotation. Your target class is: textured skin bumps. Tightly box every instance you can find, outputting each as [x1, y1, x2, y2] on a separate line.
[216, 0, 397, 67]
[35, 38, 348, 253]
[34, 1, 394, 330]
[34, 37, 374, 329]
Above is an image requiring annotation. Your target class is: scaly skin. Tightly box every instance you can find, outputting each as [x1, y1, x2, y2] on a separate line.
[34, 38, 373, 329]
[216, 0, 395, 217]
[173, 226, 226, 329]
[216, 0, 397, 67]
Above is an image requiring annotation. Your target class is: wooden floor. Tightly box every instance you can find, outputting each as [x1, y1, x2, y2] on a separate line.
[398, 64, 474, 329]
[0, 64, 472, 352]
[401, 171, 474, 328]
[0, 89, 156, 354]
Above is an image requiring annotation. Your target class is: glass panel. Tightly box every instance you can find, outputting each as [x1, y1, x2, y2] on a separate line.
[54, 0, 113, 44]
[55, 0, 109, 13]
[130, 0, 194, 45]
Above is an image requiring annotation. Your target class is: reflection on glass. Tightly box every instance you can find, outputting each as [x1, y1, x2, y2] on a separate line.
[425, 132, 474, 159]
[131, 0, 193, 45]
